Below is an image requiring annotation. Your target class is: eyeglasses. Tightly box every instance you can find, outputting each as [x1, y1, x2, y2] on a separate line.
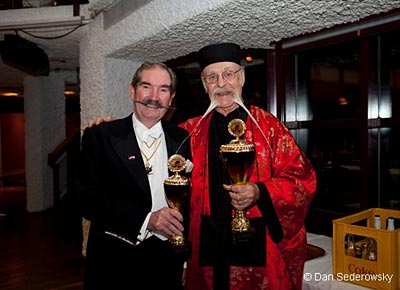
[203, 67, 242, 84]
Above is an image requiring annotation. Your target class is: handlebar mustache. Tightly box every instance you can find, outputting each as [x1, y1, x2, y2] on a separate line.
[133, 100, 176, 110]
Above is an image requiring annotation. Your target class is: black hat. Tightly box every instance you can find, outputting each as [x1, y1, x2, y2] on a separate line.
[198, 42, 241, 70]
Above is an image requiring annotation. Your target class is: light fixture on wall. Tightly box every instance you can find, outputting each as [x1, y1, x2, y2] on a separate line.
[0, 88, 22, 97]
[64, 90, 78, 96]
[0, 92, 19, 97]
[338, 97, 349, 105]
[245, 54, 253, 63]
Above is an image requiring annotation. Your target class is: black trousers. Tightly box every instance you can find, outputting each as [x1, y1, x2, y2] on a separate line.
[84, 235, 184, 290]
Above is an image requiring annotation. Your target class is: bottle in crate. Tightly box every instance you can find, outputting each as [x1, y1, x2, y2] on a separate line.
[386, 217, 395, 231]
[374, 214, 381, 229]
[345, 234, 355, 257]
[367, 238, 377, 261]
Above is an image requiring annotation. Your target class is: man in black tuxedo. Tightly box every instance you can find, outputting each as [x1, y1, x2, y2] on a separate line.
[77, 62, 191, 290]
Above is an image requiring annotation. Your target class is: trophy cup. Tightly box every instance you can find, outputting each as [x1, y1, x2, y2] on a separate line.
[220, 119, 255, 233]
[163, 154, 191, 250]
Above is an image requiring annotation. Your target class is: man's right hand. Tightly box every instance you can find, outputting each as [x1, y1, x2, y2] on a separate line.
[148, 207, 184, 238]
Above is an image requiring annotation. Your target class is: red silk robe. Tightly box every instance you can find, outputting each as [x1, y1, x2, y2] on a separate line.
[179, 106, 316, 290]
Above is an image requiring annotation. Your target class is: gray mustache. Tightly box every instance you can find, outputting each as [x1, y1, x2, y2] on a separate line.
[134, 100, 176, 110]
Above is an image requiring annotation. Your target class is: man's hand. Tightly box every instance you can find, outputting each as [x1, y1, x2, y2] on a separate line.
[223, 182, 260, 211]
[147, 207, 184, 237]
[81, 116, 114, 131]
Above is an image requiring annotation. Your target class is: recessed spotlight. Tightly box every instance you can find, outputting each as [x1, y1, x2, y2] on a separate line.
[64, 90, 78, 95]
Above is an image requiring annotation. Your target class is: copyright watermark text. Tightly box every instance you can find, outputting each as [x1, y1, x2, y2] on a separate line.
[303, 272, 394, 284]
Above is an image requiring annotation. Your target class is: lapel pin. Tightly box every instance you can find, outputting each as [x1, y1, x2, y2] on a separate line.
[128, 155, 136, 160]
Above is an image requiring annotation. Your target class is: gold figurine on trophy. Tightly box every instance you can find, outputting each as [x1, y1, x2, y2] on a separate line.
[220, 119, 255, 232]
[163, 154, 191, 246]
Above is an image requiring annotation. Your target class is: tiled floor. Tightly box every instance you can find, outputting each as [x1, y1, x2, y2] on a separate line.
[0, 186, 84, 290]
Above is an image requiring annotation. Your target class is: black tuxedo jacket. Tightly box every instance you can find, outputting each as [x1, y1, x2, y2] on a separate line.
[77, 114, 191, 289]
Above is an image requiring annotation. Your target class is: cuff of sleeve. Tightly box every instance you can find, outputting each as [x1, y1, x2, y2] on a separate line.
[256, 182, 283, 244]
[136, 212, 152, 244]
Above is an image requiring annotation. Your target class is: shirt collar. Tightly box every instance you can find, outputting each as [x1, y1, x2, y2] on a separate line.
[132, 114, 163, 143]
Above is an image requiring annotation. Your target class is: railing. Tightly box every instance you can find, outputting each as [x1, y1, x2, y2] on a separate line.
[48, 128, 80, 207]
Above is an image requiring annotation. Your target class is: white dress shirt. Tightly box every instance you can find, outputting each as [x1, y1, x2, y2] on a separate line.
[132, 114, 169, 243]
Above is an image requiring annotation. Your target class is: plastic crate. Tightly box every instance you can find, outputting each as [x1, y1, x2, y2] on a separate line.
[333, 208, 400, 289]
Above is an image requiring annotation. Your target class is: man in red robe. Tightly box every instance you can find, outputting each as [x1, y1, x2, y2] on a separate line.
[179, 42, 316, 290]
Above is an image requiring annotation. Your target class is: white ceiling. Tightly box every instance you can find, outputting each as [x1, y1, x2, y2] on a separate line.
[1, 0, 400, 94]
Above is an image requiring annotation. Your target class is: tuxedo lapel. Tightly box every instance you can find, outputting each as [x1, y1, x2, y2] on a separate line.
[108, 119, 185, 193]
[109, 131, 150, 194]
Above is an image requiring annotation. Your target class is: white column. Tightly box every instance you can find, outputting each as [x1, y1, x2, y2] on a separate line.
[24, 72, 66, 212]
[79, 16, 134, 127]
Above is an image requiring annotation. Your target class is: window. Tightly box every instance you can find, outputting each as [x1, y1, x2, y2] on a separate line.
[279, 19, 400, 235]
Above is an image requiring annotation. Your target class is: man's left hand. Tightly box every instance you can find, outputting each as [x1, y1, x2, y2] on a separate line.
[223, 182, 260, 211]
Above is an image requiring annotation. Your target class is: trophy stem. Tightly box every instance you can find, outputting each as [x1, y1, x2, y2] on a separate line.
[231, 209, 250, 232]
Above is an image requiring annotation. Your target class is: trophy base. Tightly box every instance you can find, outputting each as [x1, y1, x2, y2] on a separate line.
[232, 230, 256, 246]
[172, 242, 192, 260]
[231, 217, 266, 266]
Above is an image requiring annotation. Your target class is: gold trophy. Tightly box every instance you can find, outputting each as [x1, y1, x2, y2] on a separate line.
[220, 119, 255, 232]
[163, 154, 191, 248]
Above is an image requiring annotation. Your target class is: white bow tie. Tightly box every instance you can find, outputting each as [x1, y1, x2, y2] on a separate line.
[141, 127, 162, 144]
[148, 127, 162, 139]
